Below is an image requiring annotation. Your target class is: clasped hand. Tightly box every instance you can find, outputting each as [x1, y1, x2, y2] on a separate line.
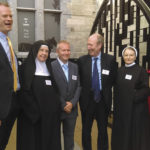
[64, 101, 73, 113]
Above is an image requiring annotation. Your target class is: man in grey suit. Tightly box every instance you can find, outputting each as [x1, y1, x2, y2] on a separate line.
[51, 40, 81, 150]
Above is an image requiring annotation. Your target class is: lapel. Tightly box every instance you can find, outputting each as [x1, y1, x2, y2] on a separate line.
[88, 55, 92, 76]
[101, 52, 104, 71]
[0, 43, 12, 70]
[68, 61, 73, 89]
[55, 59, 68, 84]
[86, 55, 92, 84]
[101, 53, 106, 85]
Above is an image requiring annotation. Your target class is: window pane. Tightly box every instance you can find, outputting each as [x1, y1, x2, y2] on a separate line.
[0, 0, 7, 2]
[18, 11, 35, 52]
[17, 0, 35, 8]
[44, 0, 60, 9]
[44, 12, 60, 42]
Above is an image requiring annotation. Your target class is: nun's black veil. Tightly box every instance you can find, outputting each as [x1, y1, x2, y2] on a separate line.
[20, 40, 55, 91]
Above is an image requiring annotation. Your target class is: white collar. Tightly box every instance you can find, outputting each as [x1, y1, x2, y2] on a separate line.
[125, 62, 136, 67]
[35, 58, 50, 76]
[92, 52, 101, 61]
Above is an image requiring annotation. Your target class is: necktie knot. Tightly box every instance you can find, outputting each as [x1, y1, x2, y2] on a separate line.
[6, 36, 10, 41]
[94, 57, 98, 61]
[63, 64, 68, 70]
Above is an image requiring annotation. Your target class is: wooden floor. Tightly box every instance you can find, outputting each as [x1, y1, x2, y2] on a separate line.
[6, 108, 112, 150]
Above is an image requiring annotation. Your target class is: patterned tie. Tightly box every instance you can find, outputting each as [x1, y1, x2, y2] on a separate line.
[92, 58, 101, 102]
[7, 37, 17, 92]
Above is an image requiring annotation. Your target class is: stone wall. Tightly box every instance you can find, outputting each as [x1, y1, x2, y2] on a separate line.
[61, 0, 98, 58]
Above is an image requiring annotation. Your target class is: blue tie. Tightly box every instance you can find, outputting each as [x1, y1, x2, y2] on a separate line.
[63, 64, 68, 81]
[92, 58, 101, 102]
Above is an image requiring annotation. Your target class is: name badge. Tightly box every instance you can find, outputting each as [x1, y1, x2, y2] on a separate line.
[125, 74, 132, 80]
[72, 75, 77, 80]
[102, 69, 110, 75]
[45, 80, 52, 86]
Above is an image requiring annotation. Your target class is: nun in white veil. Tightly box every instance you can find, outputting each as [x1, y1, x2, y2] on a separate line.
[17, 40, 61, 150]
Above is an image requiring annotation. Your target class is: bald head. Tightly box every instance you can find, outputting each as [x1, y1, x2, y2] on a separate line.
[87, 33, 104, 57]
[89, 33, 104, 45]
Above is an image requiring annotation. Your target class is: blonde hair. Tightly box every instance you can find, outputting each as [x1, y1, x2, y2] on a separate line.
[0, 2, 10, 7]
[56, 40, 70, 50]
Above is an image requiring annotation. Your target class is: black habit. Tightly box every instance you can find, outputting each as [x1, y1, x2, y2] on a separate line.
[17, 41, 61, 150]
[112, 64, 150, 150]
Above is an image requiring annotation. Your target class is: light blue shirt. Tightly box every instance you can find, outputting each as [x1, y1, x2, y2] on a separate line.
[0, 32, 20, 90]
[57, 58, 69, 81]
[92, 52, 102, 90]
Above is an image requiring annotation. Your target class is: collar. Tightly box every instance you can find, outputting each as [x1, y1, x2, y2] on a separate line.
[35, 58, 50, 76]
[125, 62, 136, 67]
[92, 52, 101, 61]
[35, 58, 46, 66]
[57, 57, 68, 67]
[0, 32, 7, 40]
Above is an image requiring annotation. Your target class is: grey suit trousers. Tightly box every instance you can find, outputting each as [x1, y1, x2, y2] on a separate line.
[62, 117, 77, 150]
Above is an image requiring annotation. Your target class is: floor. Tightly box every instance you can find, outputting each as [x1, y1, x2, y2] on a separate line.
[5, 107, 112, 150]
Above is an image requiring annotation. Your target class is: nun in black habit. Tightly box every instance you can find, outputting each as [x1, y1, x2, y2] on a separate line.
[17, 40, 61, 150]
[111, 46, 150, 150]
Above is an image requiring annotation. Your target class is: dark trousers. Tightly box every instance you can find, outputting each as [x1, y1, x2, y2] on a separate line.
[62, 117, 77, 150]
[0, 92, 20, 150]
[81, 99, 108, 150]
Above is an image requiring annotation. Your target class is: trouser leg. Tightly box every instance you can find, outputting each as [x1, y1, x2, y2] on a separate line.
[62, 117, 77, 150]
[0, 94, 20, 150]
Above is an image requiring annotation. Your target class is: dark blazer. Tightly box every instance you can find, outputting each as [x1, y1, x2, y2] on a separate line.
[51, 59, 81, 119]
[0, 43, 13, 119]
[78, 53, 117, 113]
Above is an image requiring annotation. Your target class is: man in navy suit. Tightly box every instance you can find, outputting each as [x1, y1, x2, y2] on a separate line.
[78, 33, 117, 150]
[51, 40, 81, 150]
[0, 2, 20, 150]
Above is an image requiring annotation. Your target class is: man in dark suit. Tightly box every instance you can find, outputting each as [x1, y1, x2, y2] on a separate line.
[78, 33, 117, 150]
[51, 40, 81, 150]
[0, 2, 20, 150]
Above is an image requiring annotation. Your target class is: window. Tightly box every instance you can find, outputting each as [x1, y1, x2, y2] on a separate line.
[14, 0, 61, 54]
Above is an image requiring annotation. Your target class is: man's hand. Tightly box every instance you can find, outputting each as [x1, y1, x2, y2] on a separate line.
[66, 101, 73, 110]
[64, 101, 73, 113]
[0, 120, 2, 126]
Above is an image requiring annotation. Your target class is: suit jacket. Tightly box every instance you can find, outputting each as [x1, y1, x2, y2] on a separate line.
[0, 43, 14, 119]
[51, 59, 81, 119]
[78, 53, 117, 113]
